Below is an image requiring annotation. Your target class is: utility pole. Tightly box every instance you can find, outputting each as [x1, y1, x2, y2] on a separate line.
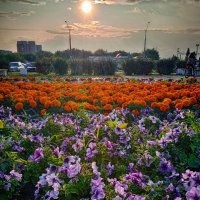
[177, 48, 180, 58]
[143, 21, 150, 58]
[196, 44, 199, 57]
[65, 20, 72, 57]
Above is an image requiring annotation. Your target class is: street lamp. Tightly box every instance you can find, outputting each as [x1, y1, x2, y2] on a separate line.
[196, 44, 199, 57]
[65, 20, 72, 57]
[177, 48, 180, 58]
[143, 21, 150, 58]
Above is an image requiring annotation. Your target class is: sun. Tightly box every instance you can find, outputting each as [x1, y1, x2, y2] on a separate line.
[81, 1, 92, 14]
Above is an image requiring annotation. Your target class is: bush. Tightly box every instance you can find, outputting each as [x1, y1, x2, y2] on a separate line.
[70, 59, 83, 75]
[123, 59, 154, 75]
[176, 60, 186, 69]
[0, 57, 9, 69]
[53, 58, 68, 75]
[70, 59, 116, 76]
[35, 57, 53, 75]
[93, 60, 117, 76]
[157, 59, 176, 75]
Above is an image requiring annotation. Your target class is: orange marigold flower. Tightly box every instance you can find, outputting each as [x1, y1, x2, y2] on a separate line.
[29, 100, 37, 108]
[52, 99, 61, 107]
[132, 109, 140, 116]
[15, 102, 23, 110]
[151, 102, 158, 108]
[40, 109, 47, 115]
[104, 104, 113, 111]
[44, 101, 51, 109]
[64, 104, 72, 112]
[0, 94, 4, 102]
[175, 103, 183, 110]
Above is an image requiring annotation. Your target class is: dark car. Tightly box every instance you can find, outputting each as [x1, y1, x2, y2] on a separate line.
[25, 63, 36, 72]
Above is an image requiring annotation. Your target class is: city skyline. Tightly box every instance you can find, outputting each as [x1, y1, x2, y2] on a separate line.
[0, 0, 200, 58]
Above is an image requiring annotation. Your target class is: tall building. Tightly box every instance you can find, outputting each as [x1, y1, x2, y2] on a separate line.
[27, 41, 36, 53]
[17, 41, 42, 53]
[17, 41, 28, 53]
[36, 45, 42, 52]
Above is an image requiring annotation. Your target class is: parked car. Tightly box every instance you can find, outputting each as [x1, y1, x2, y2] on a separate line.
[25, 63, 36, 72]
[9, 62, 25, 72]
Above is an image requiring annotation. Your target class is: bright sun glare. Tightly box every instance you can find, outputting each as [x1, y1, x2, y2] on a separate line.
[81, 1, 92, 14]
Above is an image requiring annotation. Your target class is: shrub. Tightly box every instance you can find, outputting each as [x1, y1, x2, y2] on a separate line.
[93, 60, 117, 76]
[53, 58, 68, 75]
[70, 59, 116, 76]
[70, 59, 83, 75]
[123, 59, 154, 75]
[157, 59, 176, 75]
[176, 60, 186, 69]
[0, 57, 9, 69]
[35, 57, 53, 75]
[82, 59, 93, 75]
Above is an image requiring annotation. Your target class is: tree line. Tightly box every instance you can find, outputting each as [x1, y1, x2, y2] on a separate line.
[0, 48, 184, 75]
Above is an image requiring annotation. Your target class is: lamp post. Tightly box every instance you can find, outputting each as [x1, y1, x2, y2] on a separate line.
[196, 44, 199, 57]
[143, 21, 150, 58]
[177, 48, 180, 58]
[65, 20, 72, 57]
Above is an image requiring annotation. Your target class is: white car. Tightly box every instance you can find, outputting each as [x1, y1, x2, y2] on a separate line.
[9, 62, 25, 72]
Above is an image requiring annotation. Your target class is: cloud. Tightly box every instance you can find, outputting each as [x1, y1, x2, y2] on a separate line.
[46, 21, 132, 38]
[45, 21, 200, 40]
[92, 0, 200, 5]
[0, 0, 46, 6]
[0, 11, 35, 20]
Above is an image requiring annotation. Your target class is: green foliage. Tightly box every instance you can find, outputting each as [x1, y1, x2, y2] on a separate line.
[93, 60, 117, 76]
[70, 59, 93, 75]
[35, 57, 53, 75]
[53, 57, 68, 75]
[0, 57, 9, 69]
[70, 59, 117, 76]
[176, 60, 186, 69]
[145, 48, 160, 60]
[123, 59, 155, 75]
[156, 58, 176, 75]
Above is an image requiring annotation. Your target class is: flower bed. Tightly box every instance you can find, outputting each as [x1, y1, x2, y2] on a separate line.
[0, 105, 199, 199]
[0, 78, 200, 199]
[0, 78, 200, 116]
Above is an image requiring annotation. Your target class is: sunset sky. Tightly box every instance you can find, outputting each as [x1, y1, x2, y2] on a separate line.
[0, 0, 200, 58]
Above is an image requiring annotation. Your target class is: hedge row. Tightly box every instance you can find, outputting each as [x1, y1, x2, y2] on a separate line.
[34, 58, 180, 76]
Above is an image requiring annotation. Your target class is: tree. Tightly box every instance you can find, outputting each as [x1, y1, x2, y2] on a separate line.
[53, 57, 68, 75]
[145, 48, 160, 60]
[156, 59, 176, 75]
[93, 49, 107, 56]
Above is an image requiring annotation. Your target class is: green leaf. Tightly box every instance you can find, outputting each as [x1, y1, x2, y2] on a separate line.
[107, 120, 117, 129]
[188, 154, 199, 168]
[178, 152, 187, 163]
[119, 123, 128, 129]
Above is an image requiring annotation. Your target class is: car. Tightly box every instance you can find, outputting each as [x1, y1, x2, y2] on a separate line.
[25, 63, 36, 72]
[9, 62, 25, 72]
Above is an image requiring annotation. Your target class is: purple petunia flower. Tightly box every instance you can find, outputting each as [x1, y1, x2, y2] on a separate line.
[72, 139, 84, 152]
[4, 182, 11, 191]
[86, 142, 98, 160]
[29, 147, 44, 163]
[0, 171, 4, 179]
[91, 162, 105, 200]
[60, 156, 81, 178]
[186, 186, 200, 200]
[53, 147, 63, 158]
[12, 141, 24, 153]
[35, 165, 63, 200]
[9, 170, 22, 181]
[28, 134, 44, 143]
[107, 162, 114, 176]
[159, 160, 173, 174]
